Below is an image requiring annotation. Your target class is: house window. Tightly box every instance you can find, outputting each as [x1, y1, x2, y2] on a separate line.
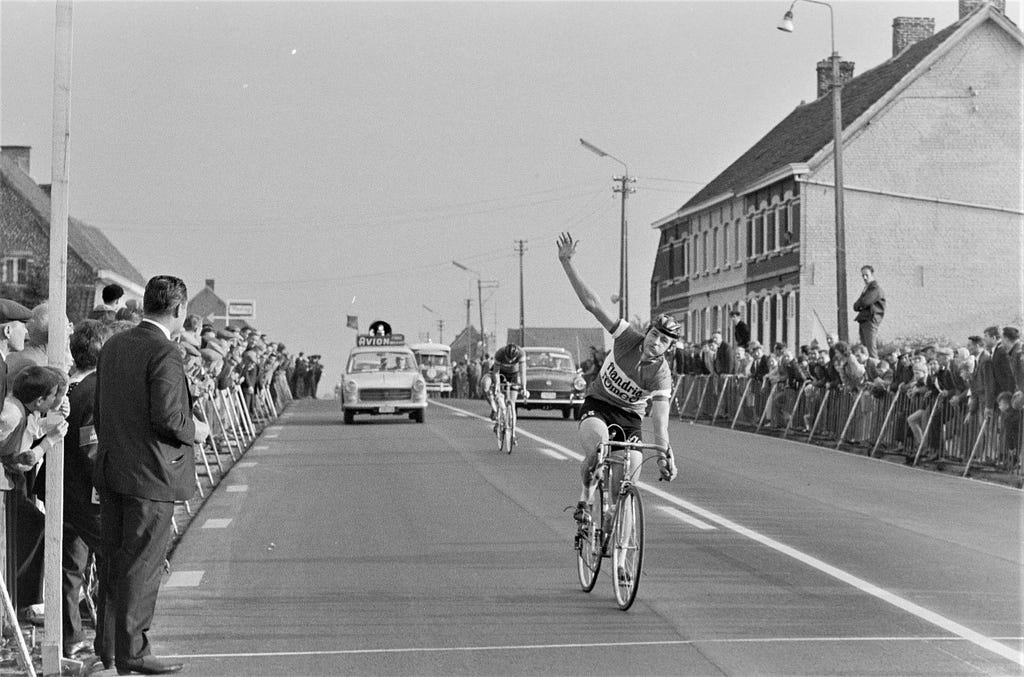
[711, 227, 718, 269]
[667, 242, 675, 279]
[681, 239, 689, 278]
[754, 214, 764, 255]
[791, 201, 801, 243]
[778, 206, 790, 246]
[1, 256, 30, 285]
[702, 232, 708, 272]
[734, 220, 742, 263]
[766, 210, 777, 251]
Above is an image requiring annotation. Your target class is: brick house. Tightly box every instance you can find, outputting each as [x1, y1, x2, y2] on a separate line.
[0, 146, 146, 321]
[649, 1, 1023, 350]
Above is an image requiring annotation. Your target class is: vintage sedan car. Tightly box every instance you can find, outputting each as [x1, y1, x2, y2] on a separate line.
[410, 342, 452, 398]
[340, 337, 427, 424]
[517, 346, 587, 419]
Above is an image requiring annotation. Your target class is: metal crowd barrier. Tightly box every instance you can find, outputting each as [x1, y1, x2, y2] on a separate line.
[172, 381, 287, 535]
[671, 373, 1022, 482]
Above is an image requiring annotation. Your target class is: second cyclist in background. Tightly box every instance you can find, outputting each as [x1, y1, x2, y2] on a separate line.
[556, 232, 679, 527]
[481, 343, 528, 425]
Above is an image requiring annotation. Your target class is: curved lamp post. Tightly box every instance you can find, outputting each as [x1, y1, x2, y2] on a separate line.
[778, 0, 848, 342]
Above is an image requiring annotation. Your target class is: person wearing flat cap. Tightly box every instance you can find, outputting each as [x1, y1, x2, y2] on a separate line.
[0, 299, 33, 406]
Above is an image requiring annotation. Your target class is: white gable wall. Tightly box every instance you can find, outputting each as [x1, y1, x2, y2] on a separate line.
[799, 18, 1023, 347]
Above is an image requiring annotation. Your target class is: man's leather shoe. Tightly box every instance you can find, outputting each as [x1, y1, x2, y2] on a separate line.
[116, 656, 184, 675]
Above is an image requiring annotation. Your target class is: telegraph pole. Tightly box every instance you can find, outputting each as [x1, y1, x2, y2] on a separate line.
[613, 174, 636, 321]
[44, 2, 73, 675]
[464, 298, 472, 333]
[437, 318, 445, 343]
[515, 240, 527, 347]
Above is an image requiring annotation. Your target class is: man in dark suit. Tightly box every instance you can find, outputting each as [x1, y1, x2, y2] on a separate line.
[95, 276, 203, 675]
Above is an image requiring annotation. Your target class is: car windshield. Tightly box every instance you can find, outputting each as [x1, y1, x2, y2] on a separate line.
[416, 353, 449, 368]
[348, 352, 416, 373]
[526, 352, 574, 371]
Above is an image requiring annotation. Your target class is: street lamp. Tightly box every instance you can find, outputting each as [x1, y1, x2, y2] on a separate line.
[452, 260, 498, 357]
[777, 0, 849, 342]
[580, 138, 636, 321]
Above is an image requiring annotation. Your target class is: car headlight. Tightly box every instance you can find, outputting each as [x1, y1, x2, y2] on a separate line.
[573, 376, 586, 391]
[344, 380, 358, 393]
[413, 379, 426, 393]
[441, 373, 450, 382]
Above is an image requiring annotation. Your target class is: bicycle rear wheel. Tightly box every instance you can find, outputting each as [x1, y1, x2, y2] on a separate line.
[575, 479, 604, 592]
[611, 484, 645, 610]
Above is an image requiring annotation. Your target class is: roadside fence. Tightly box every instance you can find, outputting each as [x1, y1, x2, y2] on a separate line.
[670, 374, 1023, 483]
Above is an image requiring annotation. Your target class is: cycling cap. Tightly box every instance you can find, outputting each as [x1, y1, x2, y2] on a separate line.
[504, 344, 523, 361]
[651, 314, 682, 340]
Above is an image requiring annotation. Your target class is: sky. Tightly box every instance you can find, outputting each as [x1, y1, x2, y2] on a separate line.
[2, 0, 1021, 391]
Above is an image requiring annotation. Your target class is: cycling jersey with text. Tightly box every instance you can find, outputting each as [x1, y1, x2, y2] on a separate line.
[587, 320, 672, 416]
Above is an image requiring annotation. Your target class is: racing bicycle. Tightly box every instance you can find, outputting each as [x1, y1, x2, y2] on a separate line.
[494, 375, 520, 454]
[574, 433, 663, 610]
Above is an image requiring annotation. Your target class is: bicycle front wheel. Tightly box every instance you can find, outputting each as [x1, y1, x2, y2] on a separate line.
[611, 485, 645, 610]
[504, 400, 516, 454]
[575, 479, 604, 592]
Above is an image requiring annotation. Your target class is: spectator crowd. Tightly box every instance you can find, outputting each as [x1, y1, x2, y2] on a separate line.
[668, 312, 1024, 472]
[0, 280, 317, 672]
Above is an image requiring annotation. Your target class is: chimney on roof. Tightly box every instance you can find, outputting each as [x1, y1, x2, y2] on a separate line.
[1, 146, 31, 175]
[205, 279, 215, 291]
[816, 59, 855, 100]
[892, 17, 935, 56]
[959, 0, 1005, 18]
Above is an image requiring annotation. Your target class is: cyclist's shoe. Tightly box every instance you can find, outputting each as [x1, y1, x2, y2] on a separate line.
[492, 421, 499, 434]
[489, 410, 497, 421]
[617, 565, 632, 585]
[573, 501, 590, 524]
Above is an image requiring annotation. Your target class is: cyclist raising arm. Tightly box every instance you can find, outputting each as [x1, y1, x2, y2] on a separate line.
[556, 232, 678, 524]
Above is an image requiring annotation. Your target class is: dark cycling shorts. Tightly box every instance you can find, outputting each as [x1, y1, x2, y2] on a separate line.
[578, 396, 642, 442]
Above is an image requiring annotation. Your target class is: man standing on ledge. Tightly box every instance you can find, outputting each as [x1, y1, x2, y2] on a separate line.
[95, 275, 206, 675]
[853, 265, 886, 358]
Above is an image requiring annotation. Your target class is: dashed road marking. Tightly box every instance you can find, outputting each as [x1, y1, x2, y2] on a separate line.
[164, 570, 204, 587]
[201, 518, 233, 529]
[237, 461, 258, 468]
[253, 445, 270, 451]
[658, 506, 715, 530]
[264, 433, 279, 439]
[226, 485, 249, 493]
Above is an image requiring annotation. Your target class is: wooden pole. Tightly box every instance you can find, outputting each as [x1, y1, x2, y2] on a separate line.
[43, 1, 73, 674]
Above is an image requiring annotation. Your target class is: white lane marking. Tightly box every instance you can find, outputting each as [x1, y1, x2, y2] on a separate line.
[659, 506, 715, 530]
[163, 570, 204, 587]
[226, 485, 249, 493]
[264, 434, 279, 439]
[201, 518, 233, 529]
[237, 461, 258, 468]
[431, 401, 1024, 666]
[253, 445, 270, 451]
[537, 447, 568, 461]
[164, 636, 1024, 660]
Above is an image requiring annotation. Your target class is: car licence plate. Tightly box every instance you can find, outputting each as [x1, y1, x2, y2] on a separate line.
[540, 392, 556, 400]
[378, 405, 396, 413]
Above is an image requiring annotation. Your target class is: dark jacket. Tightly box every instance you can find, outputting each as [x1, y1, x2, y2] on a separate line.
[94, 321, 196, 502]
[733, 321, 750, 349]
[853, 281, 885, 324]
[64, 374, 100, 518]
